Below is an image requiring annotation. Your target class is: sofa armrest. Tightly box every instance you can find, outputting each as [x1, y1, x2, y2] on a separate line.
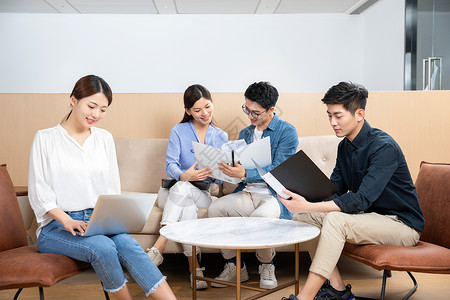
[17, 196, 38, 245]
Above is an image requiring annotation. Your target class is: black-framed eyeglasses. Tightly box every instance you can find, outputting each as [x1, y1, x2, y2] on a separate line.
[242, 104, 267, 119]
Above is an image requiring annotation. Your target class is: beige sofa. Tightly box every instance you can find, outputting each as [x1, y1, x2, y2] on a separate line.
[20, 135, 341, 254]
[115, 135, 341, 254]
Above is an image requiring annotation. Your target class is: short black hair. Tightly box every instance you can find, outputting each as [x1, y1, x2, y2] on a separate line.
[321, 81, 368, 114]
[244, 81, 278, 110]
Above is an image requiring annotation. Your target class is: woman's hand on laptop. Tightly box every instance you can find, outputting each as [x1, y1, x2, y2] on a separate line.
[63, 219, 88, 236]
[46, 208, 88, 236]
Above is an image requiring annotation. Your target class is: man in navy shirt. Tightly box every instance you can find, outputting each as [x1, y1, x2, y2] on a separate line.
[280, 82, 424, 300]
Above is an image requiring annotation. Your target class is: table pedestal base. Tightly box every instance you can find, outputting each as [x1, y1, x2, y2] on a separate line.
[192, 244, 300, 300]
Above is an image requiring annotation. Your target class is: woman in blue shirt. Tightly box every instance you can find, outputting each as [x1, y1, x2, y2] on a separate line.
[147, 84, 228, 289]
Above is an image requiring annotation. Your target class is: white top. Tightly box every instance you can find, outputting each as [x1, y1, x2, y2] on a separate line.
[253, 128, 264, 141]
[160, 217, 320, 249]
[28, 124, 121, 235]
[243, 128, 271, 194]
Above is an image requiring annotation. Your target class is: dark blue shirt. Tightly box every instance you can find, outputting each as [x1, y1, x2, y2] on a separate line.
[330, 121, 425, 232]
[234, 113, 299, 220]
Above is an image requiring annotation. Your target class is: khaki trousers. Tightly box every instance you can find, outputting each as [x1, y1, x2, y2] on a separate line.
[208, 191, 281, 263]
[298, 212, 420, 279]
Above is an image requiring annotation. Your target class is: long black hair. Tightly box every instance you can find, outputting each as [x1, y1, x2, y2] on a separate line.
[180, 84, 216, 126]
[62, 75, 112, 123]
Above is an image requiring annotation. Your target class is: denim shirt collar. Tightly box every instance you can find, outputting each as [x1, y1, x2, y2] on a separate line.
[266, 113, 280, 132]
[246, 113, 280, 134]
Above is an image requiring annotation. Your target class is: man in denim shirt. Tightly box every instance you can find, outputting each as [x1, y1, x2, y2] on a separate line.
[280, 82, 424, 300]
[208, 81, 298, 289]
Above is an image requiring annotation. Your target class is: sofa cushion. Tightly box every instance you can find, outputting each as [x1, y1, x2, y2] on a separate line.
[415, 161, 450, 248]
[138, 200, 214, 235]
[0, 245, 91, 289]
[343, 241, 450, 273]
[298, 135, 342, 178]
[0, 165, 28, 251]
[115, 138, 168, 193]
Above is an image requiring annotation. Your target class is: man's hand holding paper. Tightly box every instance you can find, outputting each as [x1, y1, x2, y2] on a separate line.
[192, 137, 271, 184]
[218, 161, 246, 178]
[278, 188, 341, 214]
[277, 189, 309, 213]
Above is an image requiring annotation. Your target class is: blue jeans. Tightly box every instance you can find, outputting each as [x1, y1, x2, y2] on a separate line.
[37, 209, 165, 294]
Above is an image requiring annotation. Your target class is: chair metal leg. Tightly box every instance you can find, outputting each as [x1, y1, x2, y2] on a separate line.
[100, 281, 111, 300]
[355, 270, 418, 300]
[402, 271, 418, 300]
[352, 270, 389, 300]
[355, 270, 392, 300]
[13, 287, 45, 300]
[13, 288, 23, 300]
[380, 270, 418, 300]
[379, 269, 388, 300]
[13, 282, 110, 300]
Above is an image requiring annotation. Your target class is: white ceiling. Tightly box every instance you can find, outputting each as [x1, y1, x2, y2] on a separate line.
[0, 0, 380, 14]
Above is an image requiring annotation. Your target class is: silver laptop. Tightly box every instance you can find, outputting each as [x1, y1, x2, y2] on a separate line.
[74, 193, 156, 237]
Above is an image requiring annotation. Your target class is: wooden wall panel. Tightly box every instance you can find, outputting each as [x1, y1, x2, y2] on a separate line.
[1, 91, 449, 185]
[364, 91, 450, 181]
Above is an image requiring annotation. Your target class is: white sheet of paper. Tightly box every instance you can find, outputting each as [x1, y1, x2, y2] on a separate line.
[252, 158, 291, 199]
[234, 137, 271, 169]
[192, 137, 271, 184]
[192, 142, 240, 184]
[221, 139, 247, 152]
[261, 172, 291, 199]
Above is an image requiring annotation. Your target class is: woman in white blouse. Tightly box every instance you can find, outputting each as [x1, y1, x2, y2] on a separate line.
[28, 75, 176, 300]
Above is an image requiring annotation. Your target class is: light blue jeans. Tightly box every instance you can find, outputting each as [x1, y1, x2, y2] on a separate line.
[37, 209, 165, 295]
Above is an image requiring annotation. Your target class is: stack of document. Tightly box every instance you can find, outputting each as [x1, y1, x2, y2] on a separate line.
[193, 137, 272, 184]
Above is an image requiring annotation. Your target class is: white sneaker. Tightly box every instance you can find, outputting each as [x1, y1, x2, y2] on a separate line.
[190, 267, 208, 290]
[146, 247, 163, 267]
[259, 263, 277, 289]
[211, 262, 249, 288]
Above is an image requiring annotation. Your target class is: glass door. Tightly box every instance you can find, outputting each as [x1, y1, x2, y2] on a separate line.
[405, 0, 450, 90]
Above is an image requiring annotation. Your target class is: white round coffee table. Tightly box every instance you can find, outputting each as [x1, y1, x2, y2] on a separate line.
[160, 217, 320, 300]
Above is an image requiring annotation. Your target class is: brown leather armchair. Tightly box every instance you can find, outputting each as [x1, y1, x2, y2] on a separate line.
[343, 161, 450, 299]
[0, 164, 109, 299]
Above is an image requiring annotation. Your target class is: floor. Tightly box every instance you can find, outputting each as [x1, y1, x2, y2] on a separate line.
[1, 252, 448, 299]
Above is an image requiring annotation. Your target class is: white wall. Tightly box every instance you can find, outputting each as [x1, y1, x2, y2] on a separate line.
[0, 0, 404, 93]
[363, 0, 405, 91]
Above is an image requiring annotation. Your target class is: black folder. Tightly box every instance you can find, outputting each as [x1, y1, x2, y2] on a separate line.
[270, 150, 339, 202]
